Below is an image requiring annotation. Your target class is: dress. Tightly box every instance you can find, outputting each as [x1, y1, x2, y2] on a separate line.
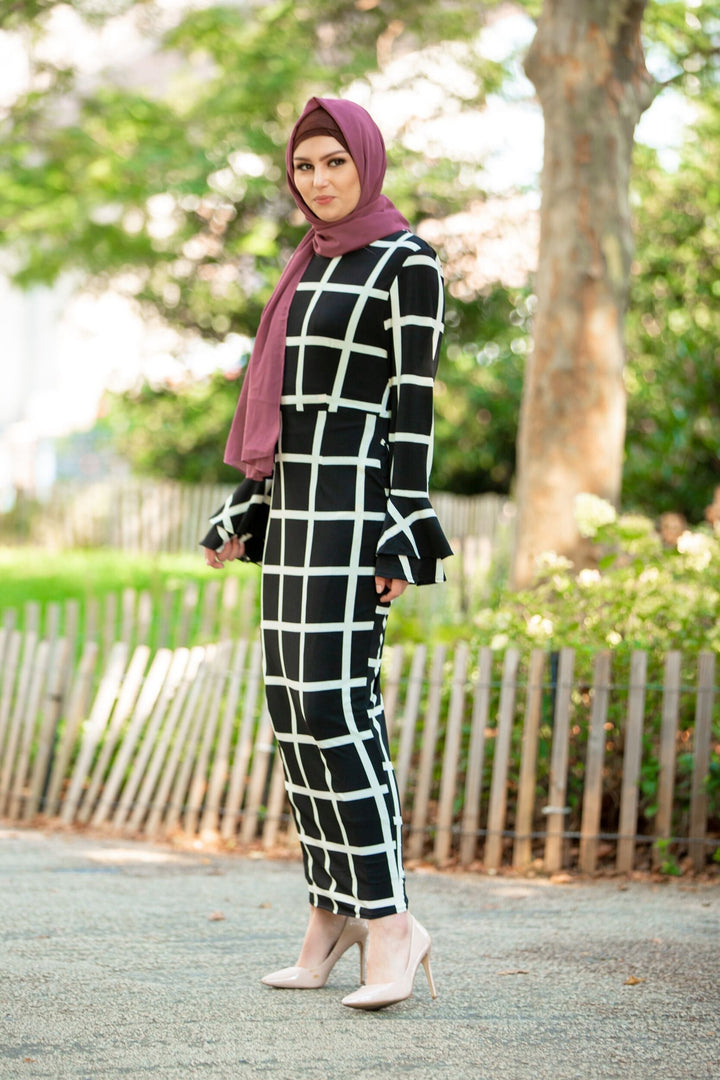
[202, 230, 452, 918]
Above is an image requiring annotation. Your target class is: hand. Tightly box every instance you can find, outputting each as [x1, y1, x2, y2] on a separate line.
[203, 538, 245, 569]
[375, 576, 409, 603]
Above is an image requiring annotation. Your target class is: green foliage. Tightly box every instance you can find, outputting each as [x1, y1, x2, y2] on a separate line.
[101, 370, 244, 483]
[0, 544, 259, 652]
[623, 106, 720, 522]
[433, 286, 531, 494]
[0, 0, 503, 340]
[474, 496, 720, 659]
[467, 496, 720, 842]
[653, 838, 682, 876]
[3, 0, 720, 510]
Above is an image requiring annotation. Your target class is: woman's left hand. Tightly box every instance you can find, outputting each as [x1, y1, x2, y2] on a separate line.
[375, 576, 408, 603]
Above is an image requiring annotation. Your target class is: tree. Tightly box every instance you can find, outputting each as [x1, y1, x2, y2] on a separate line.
[5, 0, 720, 534]
[512, 0, 720, 585]
[511, 0, 655, 586]
[0, 1, 503, 335]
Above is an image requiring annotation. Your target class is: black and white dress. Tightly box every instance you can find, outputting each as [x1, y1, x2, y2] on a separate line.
[202, 231, 452, 919]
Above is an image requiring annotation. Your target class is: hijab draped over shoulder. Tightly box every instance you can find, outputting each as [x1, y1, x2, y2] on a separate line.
[224, 96, 409, 480]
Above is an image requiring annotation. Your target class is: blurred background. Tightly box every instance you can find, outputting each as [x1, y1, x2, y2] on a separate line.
[1, 0, 714, 524]
[1, 1, 719, 869]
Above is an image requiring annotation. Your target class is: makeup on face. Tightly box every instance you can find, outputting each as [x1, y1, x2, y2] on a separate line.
[292, 135, 362, 222]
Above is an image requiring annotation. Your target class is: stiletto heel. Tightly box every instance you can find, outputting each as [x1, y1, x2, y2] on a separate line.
[261, 917, 368, 989]
[421, 950, 437, 999]
[358, 936, 368, 985]
[341, 915, 437, 1010]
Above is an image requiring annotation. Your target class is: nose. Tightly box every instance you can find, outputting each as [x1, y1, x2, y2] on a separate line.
[313, 165, 330, 189]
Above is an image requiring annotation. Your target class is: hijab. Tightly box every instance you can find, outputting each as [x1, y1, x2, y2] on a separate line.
[223, 96, 410, 479]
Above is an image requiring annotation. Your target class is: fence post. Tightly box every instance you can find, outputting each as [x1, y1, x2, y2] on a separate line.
[689, 651, 715, 872]
[60, 642, 129, 824]
[395, 644, 427, 804]
[44, 641, 99, 817]
[220, 639, 264, 842]
[513, 649, 546, 870]
[459, 647, 493, 868]
[485, 648, 521, 870]
[578, 650, 612, 873]
[24, 638, 72, 820]
[543, 647, 575, 873]
[434, 642, 470, 866]
[654, 650, 682, 866]
[201, 638, 248, 838]
[616, 650, 648, 873]
[76, 645, 152, 825]
[0, 632, 39, 816]
[408, 645, 446, 861]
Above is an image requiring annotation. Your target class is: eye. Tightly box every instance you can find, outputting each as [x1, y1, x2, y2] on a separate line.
[329, 157, 348, 167]
[294, 162, 312, 172]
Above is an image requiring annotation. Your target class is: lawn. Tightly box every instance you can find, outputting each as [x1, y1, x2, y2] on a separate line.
[0, 545, 256, 610]
[0, 545, 263, 652]
[0, 544, 468, 645]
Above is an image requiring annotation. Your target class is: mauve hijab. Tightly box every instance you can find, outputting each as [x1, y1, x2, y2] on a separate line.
[223, 96, 410, 479]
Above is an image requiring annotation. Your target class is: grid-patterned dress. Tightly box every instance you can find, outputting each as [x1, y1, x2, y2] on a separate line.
[202, 231, 452, 918]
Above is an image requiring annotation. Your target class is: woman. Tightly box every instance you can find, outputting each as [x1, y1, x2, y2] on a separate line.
[201, 96, 452, 1010]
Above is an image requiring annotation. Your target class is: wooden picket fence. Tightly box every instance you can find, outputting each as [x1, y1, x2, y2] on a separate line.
[9, 479, 514, 614]
[0, 622, 717, 873]
[2, 579, 260, 666]
[28, 478, 513, 554]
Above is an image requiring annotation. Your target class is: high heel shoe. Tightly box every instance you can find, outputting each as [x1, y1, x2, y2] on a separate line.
[341, 914, 437, 1010]
[261, 916, 368, 989]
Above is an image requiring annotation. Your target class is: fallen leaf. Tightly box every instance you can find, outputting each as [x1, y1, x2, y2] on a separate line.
[208, 911, 225, 921]
[550, 872, 574, 885]
[624, 975, 646, 986]
[497, 969, 529, 976]
[258, 901, 272, 909]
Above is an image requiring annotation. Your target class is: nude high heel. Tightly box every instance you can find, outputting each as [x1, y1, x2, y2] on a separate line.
[341, 915, 437, 1010]
[261, 916, 368, 989]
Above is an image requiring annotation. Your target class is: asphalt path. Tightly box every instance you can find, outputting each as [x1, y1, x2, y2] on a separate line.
[1, 828, 718, 1080]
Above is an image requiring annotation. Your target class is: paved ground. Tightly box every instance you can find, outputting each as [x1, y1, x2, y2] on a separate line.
[0, 827, 718, 1080]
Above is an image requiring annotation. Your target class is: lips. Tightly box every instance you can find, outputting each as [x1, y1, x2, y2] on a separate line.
[314, 196, 334, 205]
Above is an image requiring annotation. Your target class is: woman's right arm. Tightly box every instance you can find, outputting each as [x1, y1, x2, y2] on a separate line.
[199, 476, 273, 564]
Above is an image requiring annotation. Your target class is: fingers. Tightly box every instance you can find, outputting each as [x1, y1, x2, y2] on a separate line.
[222, 537, 246, 561]
[204, 546, 225, 569]
[374, 576, 409, 603]
[203, 539, 246, 569]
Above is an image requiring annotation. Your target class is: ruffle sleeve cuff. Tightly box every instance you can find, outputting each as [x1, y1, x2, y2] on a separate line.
[375, 495, 453, 586]
[374, 553, 447, 585]
[199, 477, 272, 565]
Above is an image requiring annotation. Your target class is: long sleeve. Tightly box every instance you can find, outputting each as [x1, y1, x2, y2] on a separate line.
[375, 244, 453, 585]
[199, 476, 272, 564]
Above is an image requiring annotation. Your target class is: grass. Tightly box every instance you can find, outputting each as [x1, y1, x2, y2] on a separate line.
[0, 544, 473, 645]
[0, 545, 262, 653]
[0, 545, 255, 608]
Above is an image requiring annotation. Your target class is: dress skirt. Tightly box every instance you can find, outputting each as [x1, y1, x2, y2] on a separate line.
[262, 406, 405, 918]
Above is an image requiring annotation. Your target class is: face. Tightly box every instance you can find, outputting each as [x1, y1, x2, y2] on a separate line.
[292, 135, 361, 222]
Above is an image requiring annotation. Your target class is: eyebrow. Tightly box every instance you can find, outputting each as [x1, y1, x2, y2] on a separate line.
[292, 149, 349, 163]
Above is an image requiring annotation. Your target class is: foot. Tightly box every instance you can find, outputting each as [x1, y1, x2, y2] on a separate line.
[365, 910, 411, 985]
[341, 916, 436, 1009]
[296, 906, 347, 969]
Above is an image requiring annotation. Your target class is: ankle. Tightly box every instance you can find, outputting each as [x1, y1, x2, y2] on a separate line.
[297, 908, 346, 968]
[369, 911, 410, 941]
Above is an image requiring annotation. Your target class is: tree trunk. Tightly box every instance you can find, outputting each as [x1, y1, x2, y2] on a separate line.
[511, 0, 655, 587]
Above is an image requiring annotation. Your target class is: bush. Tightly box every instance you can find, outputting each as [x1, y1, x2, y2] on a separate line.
[471, 495, 720, 846]
[474, 495, 720, 659]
